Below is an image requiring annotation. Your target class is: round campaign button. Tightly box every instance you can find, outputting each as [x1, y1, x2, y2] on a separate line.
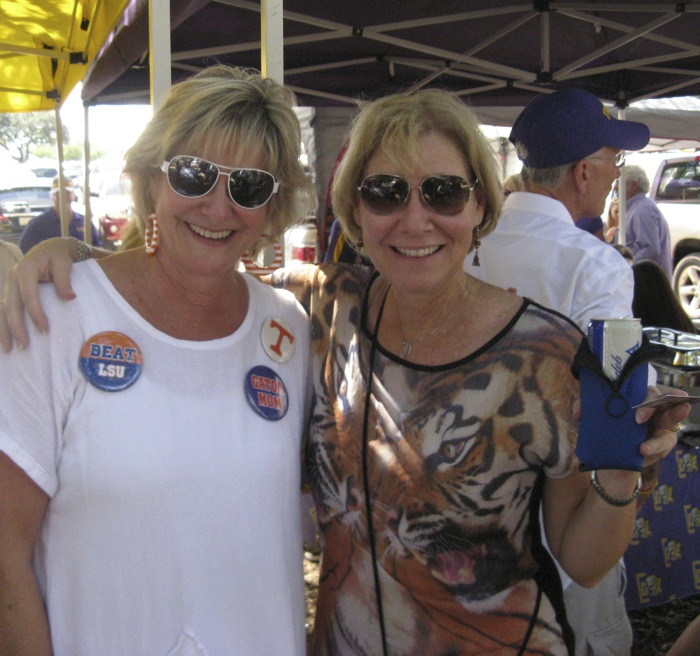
[261, 316, 296, 364]
[79, 331, 143, 392]
[245, 365, 288, 421]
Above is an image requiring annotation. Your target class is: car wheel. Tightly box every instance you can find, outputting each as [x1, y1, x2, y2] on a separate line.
[673, 254, 700, 319]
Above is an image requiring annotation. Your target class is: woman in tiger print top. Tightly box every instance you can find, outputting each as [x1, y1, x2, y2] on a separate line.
[273, 89, 682, 656]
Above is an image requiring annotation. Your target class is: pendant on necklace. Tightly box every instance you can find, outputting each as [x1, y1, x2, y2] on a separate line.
[401, 341, 412, 358]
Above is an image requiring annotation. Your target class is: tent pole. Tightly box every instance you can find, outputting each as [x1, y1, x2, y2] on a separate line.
[261, 0, 284, 84]
[617, 107, 628, 246]
[261, 0, 287, 262]
[83, 104, 92, 246]
[149, 0, 171, 110]
[54, 105, 69, 238]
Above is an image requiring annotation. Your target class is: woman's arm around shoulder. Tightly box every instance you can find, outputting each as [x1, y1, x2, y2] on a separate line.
[0, 237, 110, 352]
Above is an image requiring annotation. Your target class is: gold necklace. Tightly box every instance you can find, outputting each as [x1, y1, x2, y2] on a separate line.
[395, 279, 470, 358]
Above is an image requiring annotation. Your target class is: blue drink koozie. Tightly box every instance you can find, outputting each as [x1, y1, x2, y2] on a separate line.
[572, 337, 665, 472]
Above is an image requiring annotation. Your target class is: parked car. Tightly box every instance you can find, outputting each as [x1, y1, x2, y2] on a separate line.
[85, 173, 132, 250]
[0, 203, 21, 243]
[649, 155, 700, 321]
[29, 165, 58, 182]
[0, 200, 28, 234]
[0, 181, 53, 234]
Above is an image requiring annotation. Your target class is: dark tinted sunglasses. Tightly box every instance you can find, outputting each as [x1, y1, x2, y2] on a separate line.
[358, 173, 478, 216]
[161, 155, 279, 209]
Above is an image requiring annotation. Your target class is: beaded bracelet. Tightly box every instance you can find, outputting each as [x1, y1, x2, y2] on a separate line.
[590, 470, 642, 507]
[70, 237, 92, 262]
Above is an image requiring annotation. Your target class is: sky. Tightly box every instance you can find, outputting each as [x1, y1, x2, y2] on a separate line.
[61, 83, 153, 159]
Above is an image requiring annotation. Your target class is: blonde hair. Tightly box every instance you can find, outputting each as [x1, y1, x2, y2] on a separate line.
[123, 65, 315, 255]
[331, 89, 503, 247]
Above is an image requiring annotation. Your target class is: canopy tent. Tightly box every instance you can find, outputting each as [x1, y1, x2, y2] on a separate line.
[76, 0, 700, 250]
[0, 0, 132, 113]
[82, 0, 700, 113]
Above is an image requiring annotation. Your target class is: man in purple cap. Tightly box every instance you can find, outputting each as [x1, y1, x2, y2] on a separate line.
[468, 87, 651, 656]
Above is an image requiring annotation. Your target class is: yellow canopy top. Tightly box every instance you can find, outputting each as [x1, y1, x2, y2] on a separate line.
[0, 0, 130, 112]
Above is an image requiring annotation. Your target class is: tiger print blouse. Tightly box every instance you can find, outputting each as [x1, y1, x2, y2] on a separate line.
[273, 263, 583, 656]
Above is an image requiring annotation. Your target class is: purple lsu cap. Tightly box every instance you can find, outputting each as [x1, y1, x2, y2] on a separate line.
[509, 88, 650, 168]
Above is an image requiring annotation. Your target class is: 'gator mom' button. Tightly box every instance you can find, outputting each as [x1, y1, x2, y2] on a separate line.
[245, 365, 288, 420]
[79, 331, 143, 392]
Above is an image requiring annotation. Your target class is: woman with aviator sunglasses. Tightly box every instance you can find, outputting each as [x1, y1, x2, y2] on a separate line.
[1, 89, 684, 655]
[273, 90, 681, 655]
[0, 65, 315, 656]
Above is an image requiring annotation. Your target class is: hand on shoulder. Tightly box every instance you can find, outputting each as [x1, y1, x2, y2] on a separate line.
[1, 237, 80, 351]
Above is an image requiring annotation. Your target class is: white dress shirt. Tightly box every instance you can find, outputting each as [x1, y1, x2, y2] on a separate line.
[469, 191, 634, 331]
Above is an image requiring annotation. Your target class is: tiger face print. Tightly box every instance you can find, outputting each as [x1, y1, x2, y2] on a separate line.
[373, 335, 577, 613]
[276, 265, 580, 655]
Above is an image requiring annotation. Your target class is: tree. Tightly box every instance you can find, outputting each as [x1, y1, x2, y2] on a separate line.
[0, 112, 68, 163]
[33, 142, 105, 163]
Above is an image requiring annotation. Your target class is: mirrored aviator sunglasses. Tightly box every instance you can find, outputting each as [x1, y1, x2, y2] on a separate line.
[358, 173, 478, 216]
[161, 155, 280, 209]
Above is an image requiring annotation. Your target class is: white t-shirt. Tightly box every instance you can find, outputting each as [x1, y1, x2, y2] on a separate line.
[470, 191, 634, 331]
[0, 260, 311, 656]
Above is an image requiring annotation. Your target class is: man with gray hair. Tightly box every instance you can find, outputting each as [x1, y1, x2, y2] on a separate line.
[470, 88, 649, 330]
[468, 87, 651, 656]
[624, 164, 673, 278]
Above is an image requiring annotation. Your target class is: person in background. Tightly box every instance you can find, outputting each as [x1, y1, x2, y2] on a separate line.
[0, 65, 314, 656]
[0, 87, 686, 656]
[0, 239, 21, 294]
[468, 87, 652, 656]
[323, 215, 370, 265]
[624, 164, 673, 278]
[19, 175, 101, 254]
[322, 144, 371, 265]
[632, 259, 696, 333]
[471, 87, 645, 335]
[605, 197, 620, 243]
[576, 214, 605, 240]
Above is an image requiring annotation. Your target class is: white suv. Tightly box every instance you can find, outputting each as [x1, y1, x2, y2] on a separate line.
[649, 155, 700, 319]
